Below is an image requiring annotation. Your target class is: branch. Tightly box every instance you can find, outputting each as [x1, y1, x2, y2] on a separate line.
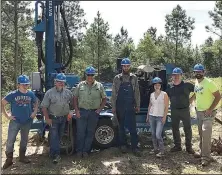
[1, 36, 15, 44]
[205, 26, 222, 38]
[2, 8, 15, 23]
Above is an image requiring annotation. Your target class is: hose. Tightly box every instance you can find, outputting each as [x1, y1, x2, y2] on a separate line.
[60, 5, 73, 70]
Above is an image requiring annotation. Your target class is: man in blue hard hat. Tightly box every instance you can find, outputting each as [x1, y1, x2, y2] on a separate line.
[1, 75, 38, 169]
[73, 66, 107, 158]
[190, 64, 220, 166]
[41, 73, 73, 164]
[166, 67, 195, 154]
[111, 58, 141, 156]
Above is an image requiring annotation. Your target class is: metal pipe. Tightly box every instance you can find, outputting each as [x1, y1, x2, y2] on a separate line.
[57, 5, 61, 41]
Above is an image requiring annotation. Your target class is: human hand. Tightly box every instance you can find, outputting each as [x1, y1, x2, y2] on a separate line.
[135, 107, 140, 113]
[46, 118, 52, 126]
[162, 117, 166, 124]
[76, 110, 81, 118]
[7, 113, 16, 121]
[95, 108, 102, 114]
[112, 108, 116, 114]
[146, 116, 149, 123]
[204, 109, 213, 117]
[30, 112, 36, 119]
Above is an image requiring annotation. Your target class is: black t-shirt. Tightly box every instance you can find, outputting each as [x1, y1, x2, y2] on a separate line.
[166, 81, 194, 109]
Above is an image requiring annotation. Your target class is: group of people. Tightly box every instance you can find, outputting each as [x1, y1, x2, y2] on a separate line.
[2, 58, 220, 169]
[146, 63, 220, 167]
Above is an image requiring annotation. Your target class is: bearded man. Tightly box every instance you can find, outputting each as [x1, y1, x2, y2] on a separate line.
[111, 58, 141, 156]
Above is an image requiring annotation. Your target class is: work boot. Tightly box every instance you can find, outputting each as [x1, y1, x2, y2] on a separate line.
[170, 146, 182, 152]
[156, 152, 165, 158]
[132, 148, 142, 157]
[193, 152, 201, 158]
[82, 152, 89, 158]
[76, 152, 82, 158]
[3, 152, 13, 169]
[201, 159, 211, 167]
[150, 149, 159, 155]
[19, 149, 30, 164]
[52, 155, 61, 164]
[120, 146, 128, 153]
[186, 148, 195, 154]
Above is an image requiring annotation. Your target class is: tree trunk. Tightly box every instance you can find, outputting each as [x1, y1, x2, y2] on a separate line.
[97, 20, 100, 81]
[14, 1, 19, 89]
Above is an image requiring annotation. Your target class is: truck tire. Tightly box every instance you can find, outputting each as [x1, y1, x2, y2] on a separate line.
[93, 118, 117, 149]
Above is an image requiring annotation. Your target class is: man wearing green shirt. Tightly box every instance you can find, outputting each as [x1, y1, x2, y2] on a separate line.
[74, 66, 107, 158]
[190, 64, 221, 166]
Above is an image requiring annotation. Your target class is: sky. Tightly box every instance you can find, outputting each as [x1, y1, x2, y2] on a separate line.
[32, 1, 218, 47]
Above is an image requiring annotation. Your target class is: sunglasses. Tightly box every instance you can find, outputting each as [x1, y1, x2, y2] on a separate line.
[86, 74, 94, 77]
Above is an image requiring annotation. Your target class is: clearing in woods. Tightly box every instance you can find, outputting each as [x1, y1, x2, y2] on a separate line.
[1, 77, 222, 174]
[1, 110, 222, 174]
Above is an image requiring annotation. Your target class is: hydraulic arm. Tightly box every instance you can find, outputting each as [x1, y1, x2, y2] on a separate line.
[33, 0, 74, 93]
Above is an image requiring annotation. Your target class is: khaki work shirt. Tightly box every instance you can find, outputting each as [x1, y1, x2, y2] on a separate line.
[111, 73, 140, 109]
[41, 87, 73, 116]
[74, 80, 106, 110]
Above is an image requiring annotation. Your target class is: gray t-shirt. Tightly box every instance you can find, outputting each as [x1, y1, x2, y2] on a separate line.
[41, 87, 73, 116]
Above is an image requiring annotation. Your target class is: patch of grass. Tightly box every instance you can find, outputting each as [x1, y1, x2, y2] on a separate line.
[182, 166, 204, 174]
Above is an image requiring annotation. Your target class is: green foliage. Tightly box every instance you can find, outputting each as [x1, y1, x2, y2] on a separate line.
[114, 26, 134, 58]
[208, 1, 222, 32]
[63, 1, 88, 40]
[201, 38, 222, 76]
[82, 11, 113, 81]
[1, 1, 34, 92]
[136, 33, 163, 66]
[165, 5, 195, 63]
[2, 1, 221, 94]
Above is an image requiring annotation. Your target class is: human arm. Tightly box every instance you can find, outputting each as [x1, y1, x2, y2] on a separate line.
[134, 76, 140, 113]
[111, 77, 117, 113]
[95, 84, 107, 114]
[41, 91, 52, 125]
[205, 81, 221, 116]
[30, 94, 39, 119]
[73, 84, 80, 118]
[162, 93, 169, 124]
[206, 90, 221, 115]
[1, 93, 15, 120]
[146, 97, 152, 123]
[189, 93, 196, 104]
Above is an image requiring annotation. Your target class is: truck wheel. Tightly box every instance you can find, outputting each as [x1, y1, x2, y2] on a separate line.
[93, 118, 117, 149]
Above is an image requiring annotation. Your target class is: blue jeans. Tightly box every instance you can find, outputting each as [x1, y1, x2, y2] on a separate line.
[49, 117, 66, 157]
[149, 115, 164, 153]
[6, 120, 32, 153]
[76, 109, 99, 153]
[117, 109, 138, 150]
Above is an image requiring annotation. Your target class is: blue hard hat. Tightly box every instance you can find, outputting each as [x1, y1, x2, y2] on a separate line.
[85, 66, 96, 74]
[121, 58, 131, 65]
[172, 67, 183, 74]
[152, 77, 162, 84]
[193, 64, 204, 71]
[55, 73, 66, 82]
[17, 75, 30, 84]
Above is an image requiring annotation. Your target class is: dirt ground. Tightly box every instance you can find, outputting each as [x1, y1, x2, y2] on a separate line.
[1, 110, 222, 174]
